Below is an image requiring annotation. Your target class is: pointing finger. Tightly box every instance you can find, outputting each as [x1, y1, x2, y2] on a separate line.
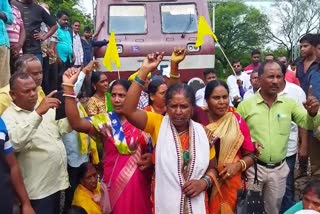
[47, 90, 58, 98]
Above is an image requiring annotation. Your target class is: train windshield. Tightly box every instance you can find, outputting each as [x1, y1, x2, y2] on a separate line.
[109, 5, 147, 34]
[161, 4, 197, 34]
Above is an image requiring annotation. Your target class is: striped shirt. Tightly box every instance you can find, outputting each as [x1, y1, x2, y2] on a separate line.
[6, 5, 23, 44]
[73, 32, 83, 66]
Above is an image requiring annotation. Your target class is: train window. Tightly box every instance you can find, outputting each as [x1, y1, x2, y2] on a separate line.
[109, 5, 147, 34]
[161, 4, 197, 34]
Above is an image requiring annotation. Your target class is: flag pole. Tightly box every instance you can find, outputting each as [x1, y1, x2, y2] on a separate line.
[216, 41, 236, 76]
[194, 15, 237, 77]
[93, 56, 96, 72]
[117, 70, 120, 79]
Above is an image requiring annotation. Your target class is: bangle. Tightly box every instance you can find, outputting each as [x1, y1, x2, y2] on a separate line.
[134, 75, 146, 87]
[62, 83, 75, 88]
[201, 175, 212, 189]
[169, 73, 181, 79]
[238, 159, 244, 171]
[206, 170, 215, 183]
[63, 91, 75, 96]
[63, 90, 75, 94]
[201, 178, 210, 189]
[239, 159, 247, 172]
[63, 94, 76, 98]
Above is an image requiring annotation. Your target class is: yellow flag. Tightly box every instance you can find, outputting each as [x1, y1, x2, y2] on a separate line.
[103, 32, 121, 71]
[195, 15, 218, 47]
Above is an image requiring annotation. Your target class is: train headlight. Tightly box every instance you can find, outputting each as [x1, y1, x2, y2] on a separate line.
[117, 45, 123, 54]
[187, 43, 200, 52]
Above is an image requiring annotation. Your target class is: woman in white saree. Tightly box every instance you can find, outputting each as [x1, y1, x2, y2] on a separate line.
[123, 53, 217, 214]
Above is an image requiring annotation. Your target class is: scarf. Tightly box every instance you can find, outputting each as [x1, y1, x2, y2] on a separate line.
[155, 115, 209, 214]
[72, 183, 102, 214]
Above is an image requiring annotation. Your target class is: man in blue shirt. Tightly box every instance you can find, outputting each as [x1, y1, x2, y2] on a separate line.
[81, 24, 108, 96]
[296, 34, 320, 100]
[296, 33, 320, 184]
[0, 0, 13, 88]
[0, 117, 34, 214]
[56, 10, 73, 90]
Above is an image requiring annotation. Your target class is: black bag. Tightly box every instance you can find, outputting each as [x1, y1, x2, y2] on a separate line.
[236, 160, 265, 214]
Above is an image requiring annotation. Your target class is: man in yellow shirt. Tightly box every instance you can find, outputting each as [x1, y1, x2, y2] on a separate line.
[0, 54, 45, 115]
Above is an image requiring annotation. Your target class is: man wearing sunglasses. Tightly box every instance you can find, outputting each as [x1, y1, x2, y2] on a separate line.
[226, 59, 251, 107]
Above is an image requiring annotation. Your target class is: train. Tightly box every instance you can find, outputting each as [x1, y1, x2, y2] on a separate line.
[94, 0, 215, 82]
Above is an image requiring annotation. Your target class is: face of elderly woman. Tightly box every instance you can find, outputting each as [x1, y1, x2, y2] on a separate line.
[166, 91, 193, 132]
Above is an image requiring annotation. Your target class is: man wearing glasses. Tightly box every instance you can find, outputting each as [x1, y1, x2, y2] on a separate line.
[226, 59, 251, 107]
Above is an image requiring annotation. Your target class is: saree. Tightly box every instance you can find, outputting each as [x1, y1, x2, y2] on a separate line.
[90, 112, 152, 214]
[72, 183, 102, 214]
[207, 112, 244, 214]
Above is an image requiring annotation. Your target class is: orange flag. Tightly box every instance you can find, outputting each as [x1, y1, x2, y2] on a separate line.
[195, 15, 218, 47]
[103, 32, 121, 71]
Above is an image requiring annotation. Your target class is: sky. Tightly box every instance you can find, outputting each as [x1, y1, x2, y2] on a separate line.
[81, 0, 93, 16]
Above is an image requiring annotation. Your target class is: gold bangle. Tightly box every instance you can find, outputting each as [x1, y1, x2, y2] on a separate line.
[62, 82, 75, 87]
[206, 171, 215, 183]
[239, 159, 247, 172]
[169, 73, 181, 79]
[239, 159, 245, 171]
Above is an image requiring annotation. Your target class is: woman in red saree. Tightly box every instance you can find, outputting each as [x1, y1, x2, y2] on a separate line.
[64, 74, 153, 214]
[198, 80, 256, 213]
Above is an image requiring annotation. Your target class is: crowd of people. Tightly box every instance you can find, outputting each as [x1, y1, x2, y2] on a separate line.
[2, 0, 320, 214]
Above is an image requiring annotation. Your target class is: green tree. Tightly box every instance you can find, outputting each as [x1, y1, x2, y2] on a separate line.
[39, 0, 93, 30]
[268, 0, 320, 61]
[263, 46, 288, 60]
[212, 2, 270, 78]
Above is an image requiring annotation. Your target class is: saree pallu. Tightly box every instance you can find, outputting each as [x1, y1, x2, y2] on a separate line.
[209, 160, 242, 213]
[103, 120, 152, 214]
[207, 112, 244, 214]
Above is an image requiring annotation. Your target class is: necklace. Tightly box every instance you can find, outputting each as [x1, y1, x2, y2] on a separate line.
[94, 94, 105, 102]
[178, 129, 188, 136]
[179, 131, 190, 163]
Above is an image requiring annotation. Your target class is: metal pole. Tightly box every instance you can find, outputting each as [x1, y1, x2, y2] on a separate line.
[212, 2, 215, 32]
